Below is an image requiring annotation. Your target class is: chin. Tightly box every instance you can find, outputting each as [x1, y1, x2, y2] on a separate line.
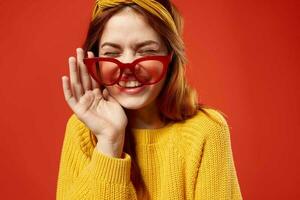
[114, 96, 151, 110]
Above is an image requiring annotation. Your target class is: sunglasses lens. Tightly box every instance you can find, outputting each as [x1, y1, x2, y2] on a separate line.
[134, 60, 164, 84]
[86, 59, 165, 85]
[99, 61, 120, 85]
[88, 61, 120, 85]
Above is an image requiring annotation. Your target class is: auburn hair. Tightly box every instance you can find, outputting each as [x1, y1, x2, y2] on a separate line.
[81, 0, 224, 195]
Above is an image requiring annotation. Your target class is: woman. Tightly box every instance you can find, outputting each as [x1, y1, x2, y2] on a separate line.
[57, 0, 243, 199]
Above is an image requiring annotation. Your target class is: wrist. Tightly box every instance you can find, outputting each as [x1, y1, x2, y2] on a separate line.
[96, 138, 124, 158]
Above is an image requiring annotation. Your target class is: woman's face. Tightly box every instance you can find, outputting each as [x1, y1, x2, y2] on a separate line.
[99, 7, 169, 110]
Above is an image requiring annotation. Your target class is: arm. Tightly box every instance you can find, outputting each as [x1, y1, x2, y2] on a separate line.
[56, 115, 137, 200]
[194, 115, 243, 200]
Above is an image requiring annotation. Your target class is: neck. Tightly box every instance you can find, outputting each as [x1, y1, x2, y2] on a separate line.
[126, 101, 165, 129]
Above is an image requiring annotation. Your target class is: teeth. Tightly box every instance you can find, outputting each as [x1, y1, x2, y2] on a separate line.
[119, 80, 142, 88]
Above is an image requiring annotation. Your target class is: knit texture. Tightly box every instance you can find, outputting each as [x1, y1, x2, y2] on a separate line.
[56, 108, 243, 199]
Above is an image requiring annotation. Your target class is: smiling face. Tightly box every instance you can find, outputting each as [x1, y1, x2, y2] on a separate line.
[99, 6, 169, 110]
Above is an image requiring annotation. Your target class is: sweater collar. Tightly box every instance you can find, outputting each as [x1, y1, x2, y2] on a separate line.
[130, 122, 175, 145]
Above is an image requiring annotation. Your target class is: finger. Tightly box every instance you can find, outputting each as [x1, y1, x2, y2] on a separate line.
[91, 76, 99, 89]
[69, 57, 84, 101]
[77, 48, 92, 91]
[92, 87, 102, 97]
[62, 76, 77, 110]
[87, 51, 100, 89]
[102, 87, 109, 101]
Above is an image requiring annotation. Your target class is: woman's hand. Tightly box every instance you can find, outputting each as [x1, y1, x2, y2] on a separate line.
[61, 48, 128, 158]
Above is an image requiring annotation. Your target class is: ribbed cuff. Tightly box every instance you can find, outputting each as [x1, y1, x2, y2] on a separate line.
[89, 148, 132, 185]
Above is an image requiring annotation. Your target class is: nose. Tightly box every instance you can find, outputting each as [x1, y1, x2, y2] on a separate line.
[118, 51, 135, 64]
[123, 68, 132, 75]
[120, 68, 136, 81]
[119, 53, 136, 81]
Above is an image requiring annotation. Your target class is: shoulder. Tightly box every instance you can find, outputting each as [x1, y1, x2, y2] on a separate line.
[189, 107, 228, 126]
[176, 107, 230, 137]
[173, 108, 231, 161]
[63, 114, 97, 157]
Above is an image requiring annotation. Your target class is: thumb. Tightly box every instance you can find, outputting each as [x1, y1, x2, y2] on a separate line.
[103, 88, 118, 103]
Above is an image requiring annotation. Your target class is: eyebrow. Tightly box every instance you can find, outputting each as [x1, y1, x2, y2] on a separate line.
[100, 40, 160, 49]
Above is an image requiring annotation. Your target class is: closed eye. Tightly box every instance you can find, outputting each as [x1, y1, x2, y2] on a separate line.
[103, 52, 119, 56]
[139, 49, 158, 55]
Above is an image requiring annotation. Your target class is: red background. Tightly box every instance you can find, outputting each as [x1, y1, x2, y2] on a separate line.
[0, 0, 299, 199]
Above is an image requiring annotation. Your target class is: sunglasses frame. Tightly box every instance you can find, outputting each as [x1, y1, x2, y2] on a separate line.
[83, 52, 174, 86]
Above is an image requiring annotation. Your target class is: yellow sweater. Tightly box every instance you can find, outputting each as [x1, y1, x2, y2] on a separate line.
[56, 108, 243, 199]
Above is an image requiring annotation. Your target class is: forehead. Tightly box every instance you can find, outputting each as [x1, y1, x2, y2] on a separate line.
[100, 7, 162, 45]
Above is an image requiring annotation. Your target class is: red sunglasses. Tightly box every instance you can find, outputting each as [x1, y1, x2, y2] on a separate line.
[83, 52, 173, 86]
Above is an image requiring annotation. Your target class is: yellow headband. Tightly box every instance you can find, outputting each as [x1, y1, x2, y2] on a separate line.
[92, 0, 178, 35]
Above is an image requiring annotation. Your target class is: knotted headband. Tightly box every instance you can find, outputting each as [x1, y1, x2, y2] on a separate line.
[92, 0, 178, 35]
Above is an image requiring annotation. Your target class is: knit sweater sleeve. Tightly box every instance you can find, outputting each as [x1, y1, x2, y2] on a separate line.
[56, 114, 137, 200]
[194, 110, 243, 200]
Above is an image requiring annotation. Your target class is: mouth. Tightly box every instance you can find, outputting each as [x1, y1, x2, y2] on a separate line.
[116, 80, 146, 94]
[117, 80, 143, 88]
